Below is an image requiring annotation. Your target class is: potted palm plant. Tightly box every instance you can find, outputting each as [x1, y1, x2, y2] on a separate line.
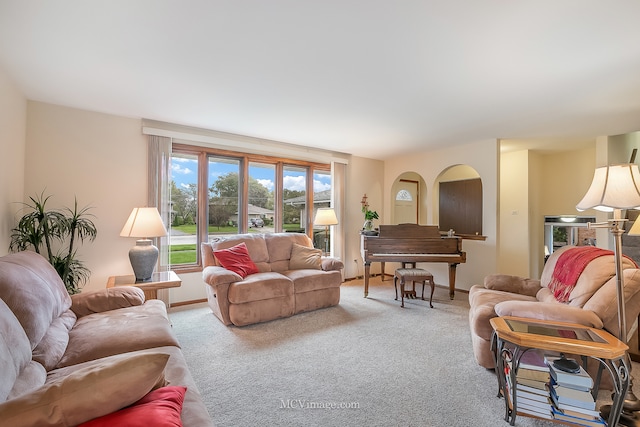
[9, 192, 97, 294]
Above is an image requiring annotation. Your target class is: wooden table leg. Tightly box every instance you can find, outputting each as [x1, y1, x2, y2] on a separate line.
[448, 263, 459, 300]
[364, 262, 371, 297]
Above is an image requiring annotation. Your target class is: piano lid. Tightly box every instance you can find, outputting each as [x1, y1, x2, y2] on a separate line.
[378, 224, 441, 239]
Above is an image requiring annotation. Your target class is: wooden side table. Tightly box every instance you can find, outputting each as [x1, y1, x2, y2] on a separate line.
[107, 270, 181, 302]
[490, 316, 629, 426]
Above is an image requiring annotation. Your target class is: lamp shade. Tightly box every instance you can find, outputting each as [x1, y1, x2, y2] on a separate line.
[314, 208, 338, 226]
[576, 164, 640, 212]
[120, 207, 168, 238]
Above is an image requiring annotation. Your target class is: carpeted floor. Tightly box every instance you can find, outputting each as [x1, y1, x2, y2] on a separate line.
[169, 278, 629, 427]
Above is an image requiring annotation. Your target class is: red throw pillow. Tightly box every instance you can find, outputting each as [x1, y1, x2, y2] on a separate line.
[213, 242, 259, 278]
[78, 386, 186, 427]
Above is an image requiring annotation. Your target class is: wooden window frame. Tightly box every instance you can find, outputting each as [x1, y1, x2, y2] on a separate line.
[170, 143, 330, 273]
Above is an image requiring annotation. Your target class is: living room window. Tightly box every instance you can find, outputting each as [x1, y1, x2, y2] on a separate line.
[169, 143, 331, 270]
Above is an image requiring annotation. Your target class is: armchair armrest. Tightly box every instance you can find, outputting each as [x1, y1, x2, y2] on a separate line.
[484, 274, 541, 297]
[494, 300, 604, 329]
[70, 286, 145, 317]
[202, 265, 242, 287]
[321, 257, 344, 272]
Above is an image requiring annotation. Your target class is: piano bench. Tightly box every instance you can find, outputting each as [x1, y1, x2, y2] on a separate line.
[393, 268, 435, 308]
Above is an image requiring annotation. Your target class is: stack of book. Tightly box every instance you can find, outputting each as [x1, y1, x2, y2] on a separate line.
[544, 355, 605, 426]
[514, 350, 553, 420]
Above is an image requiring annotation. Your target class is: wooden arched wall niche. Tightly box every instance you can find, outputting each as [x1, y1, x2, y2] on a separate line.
[433, 165, 483, 236]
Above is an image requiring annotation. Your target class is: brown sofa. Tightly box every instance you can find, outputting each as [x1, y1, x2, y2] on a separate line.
[0, 251, 213, 426]
[468, 245, 640, 369]
[201, 232, 344, 326]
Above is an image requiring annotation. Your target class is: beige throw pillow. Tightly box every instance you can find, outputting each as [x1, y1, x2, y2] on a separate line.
[289, 243, 322, 270]
[0, 352, 170, 427]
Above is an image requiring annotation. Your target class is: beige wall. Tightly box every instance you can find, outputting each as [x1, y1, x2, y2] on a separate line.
[528, 151, 544, 278]
[539, 146, 597, 217]
[346, 156, 385, 279]
[0, 66, 26, 255]
[499, 150, 530, 275]
[25, 102, 148, 293]
[383, 139, 499, 293]
[497, 144, 597, 278]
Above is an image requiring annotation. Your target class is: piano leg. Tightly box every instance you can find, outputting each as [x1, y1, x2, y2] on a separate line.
[448, 263, 459, 299]
[364, 262, 371, 297]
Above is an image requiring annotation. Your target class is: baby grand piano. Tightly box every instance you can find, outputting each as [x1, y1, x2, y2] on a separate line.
[360, 224, 466, 299]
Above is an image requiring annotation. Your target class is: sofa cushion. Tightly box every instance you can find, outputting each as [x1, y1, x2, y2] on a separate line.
[210, 234, 270, 271]
[566, 253, 636, 307]
[583, 268, 640, 338]
[0, 352, 169, 427]
[31, 309, 76, 371]
[265, 233, 313, 271]
[284, 269, 342, 294]
[47, 346, 214, 427]
[229, 295, 295, 326]
[467, 285, 536, 341]
[0, 251, 72, 352]
[539, 245, 635, 307]
[227, 272, 294, 304]
[56, 300, 179, 368]
[494, 300, 603, 328]
[0, 298, 44, 401]
[78, 385, 186, 427]
[289, 243, 322, 270]
[70, 286, 145, 317]
[214, 242, 259, 278]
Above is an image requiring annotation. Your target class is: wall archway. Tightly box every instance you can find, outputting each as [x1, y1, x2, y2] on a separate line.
[433, 165, 482, 235]
[390, 172, 427, 224]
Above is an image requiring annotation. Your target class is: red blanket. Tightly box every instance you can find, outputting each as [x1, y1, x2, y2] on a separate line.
[548, 247, 613, 303]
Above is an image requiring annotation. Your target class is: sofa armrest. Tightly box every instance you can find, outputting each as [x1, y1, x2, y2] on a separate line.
[321, 257, 344, 271]
[202, 265, 242, 287]
[494, 300, 604, 329]
[70, 286, 145, 317]
[483, 274, 541, 297]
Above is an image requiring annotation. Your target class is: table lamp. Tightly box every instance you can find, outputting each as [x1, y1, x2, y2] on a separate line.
[577, 163, 640, 424]
[120, 207, 168, 282]
[313, 208, 338, 255]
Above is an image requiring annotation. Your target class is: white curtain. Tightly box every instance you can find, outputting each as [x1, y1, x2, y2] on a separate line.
[332, 161, 346, 277]
[148, 135, 172, 304]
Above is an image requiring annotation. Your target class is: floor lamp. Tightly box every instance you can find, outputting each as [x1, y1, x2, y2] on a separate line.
[313, 208, 338, 256]
[577, 163, 640, 425]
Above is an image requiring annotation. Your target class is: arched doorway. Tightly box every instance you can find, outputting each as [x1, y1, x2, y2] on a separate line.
[390, 172, 427, 224]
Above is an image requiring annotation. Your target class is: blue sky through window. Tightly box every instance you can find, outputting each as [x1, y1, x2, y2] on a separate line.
[171, 157, 331, 192]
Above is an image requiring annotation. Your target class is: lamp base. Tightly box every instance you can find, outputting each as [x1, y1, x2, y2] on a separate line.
[129, 239, 159, 282]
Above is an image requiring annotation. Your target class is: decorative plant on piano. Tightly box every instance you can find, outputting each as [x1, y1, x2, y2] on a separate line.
[360, 194, 379, 231]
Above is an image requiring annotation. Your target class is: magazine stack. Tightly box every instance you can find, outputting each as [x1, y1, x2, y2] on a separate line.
[512, 350, 553, 419]
[544, 355, 605, 426]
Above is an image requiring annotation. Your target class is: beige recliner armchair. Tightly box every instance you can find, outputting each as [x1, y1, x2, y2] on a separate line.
[468, 245, 640, 369]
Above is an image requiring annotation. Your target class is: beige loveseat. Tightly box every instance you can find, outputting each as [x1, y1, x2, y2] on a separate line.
[201, 232, 344, 326]
[468, 245, 640, 369]
[0, 251, 213, 426]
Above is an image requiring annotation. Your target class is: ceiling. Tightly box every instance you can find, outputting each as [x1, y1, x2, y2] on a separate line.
[2, 1, 640, 160]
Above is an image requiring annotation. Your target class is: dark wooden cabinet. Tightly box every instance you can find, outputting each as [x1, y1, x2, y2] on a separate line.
[439, 178, 482, 235]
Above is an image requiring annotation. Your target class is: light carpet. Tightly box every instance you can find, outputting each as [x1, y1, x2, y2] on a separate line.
[169, 278, 630, 427]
